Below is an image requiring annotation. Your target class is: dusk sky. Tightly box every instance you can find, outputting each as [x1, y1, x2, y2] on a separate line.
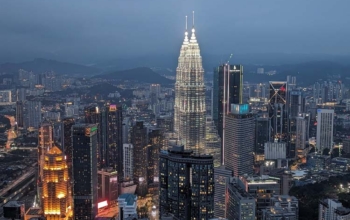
[1, 0, 349, 64]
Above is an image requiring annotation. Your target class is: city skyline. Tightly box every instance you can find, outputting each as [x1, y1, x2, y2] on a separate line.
[0, 3, 349, 220]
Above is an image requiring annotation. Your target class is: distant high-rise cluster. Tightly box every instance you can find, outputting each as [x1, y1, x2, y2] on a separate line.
[313, 80, 345, 104]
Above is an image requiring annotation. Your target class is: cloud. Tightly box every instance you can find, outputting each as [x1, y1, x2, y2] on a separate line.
[0, 0, 349, 64]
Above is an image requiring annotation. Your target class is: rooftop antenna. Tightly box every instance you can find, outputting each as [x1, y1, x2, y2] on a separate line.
[186, 15, 188, 30]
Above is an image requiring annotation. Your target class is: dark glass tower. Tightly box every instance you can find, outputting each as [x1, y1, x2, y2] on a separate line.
[255, 114, 270, 155]
[213, 64, 243, 162]
[84, 105, 103, 168]
[61, 117, 75, 176]
[131, 121, 148, 197]
[72, 124, 98, 220]
[288, 89, 305, 158]
[159, 145, 214, 219]
[147, 129, 162, 186]
[103, 104, 123, 180]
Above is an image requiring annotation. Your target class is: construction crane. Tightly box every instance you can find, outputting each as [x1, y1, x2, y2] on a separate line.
[226, 53, 233, 64]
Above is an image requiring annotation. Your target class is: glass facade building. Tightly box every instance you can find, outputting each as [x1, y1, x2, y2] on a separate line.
[224, 104, 255, 176]
[268, 81, 288, 142]
[212, 64, 243, 142]
[159, 145, 214, 219]
[103, 104, 123, 181]
[72, 124, 98, 220]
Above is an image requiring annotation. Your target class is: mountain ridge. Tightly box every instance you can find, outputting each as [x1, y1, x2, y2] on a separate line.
[0, 58, 100, 75]
[92, 67, 174, 84]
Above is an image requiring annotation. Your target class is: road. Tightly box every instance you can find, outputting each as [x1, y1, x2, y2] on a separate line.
[0, 168, 36, 198]
[4, 115, 16, 149]
[0, 176, 35, 216]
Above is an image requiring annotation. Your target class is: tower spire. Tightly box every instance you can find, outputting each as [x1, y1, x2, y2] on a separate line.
[184, 15, 189, 44]
[190, 11, 196, 42]
[192, 11, 195, 27]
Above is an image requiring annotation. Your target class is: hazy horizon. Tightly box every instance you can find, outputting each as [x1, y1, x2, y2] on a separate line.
[1, 0, 350, 65]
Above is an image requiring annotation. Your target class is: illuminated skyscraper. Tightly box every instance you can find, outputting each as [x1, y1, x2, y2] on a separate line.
[174, 13, 206, 154]
[72, 124, 98, 219]
[43, 146, 70, 220]
[38, 122, 54, 207]
[38, 121, 53, 180]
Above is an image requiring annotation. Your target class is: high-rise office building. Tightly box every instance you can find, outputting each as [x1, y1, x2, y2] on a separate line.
[289, 89, 304, 118]
[224, 104, 255, 176]
[159, 145, 214, 219]
[268, 81, 288, 141]
[214, 166, 233, 219]
[205, 116, 221, 167]
[316, 109, 334, 152]
[122, 117, 131, 144]
[103, 104, 123, 180]
[150, 84, 161, 105]
[227, 178, 256, 220]
[26, 100, 42, 128]
[123, 143, 133, 180]
[72, 124, 98, 219]
[296, 115, 308, 158]
[288, 89, 305, 158]
[42, 146, 70, 219]
[131, 121, 148, 197]
[174, 15, 206, 154]
[84, 105, 102, 168]
[16, 101, 24, 128]
[60, 117, 75, 215]
[97, 168, 118, 205]
[37, 122, 54, 208]
[213, 64, 243, 142]
[148, 129, 162, 185]
[255, 113, 270, 156]
[39, 122, 54, 177]
[61, 117, 75, 172]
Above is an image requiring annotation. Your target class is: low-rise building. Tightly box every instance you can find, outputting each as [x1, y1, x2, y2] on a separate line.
[118, 194, 137, 220]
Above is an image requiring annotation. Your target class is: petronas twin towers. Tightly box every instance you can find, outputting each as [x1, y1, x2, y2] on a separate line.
[174, 12, 206, 154]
